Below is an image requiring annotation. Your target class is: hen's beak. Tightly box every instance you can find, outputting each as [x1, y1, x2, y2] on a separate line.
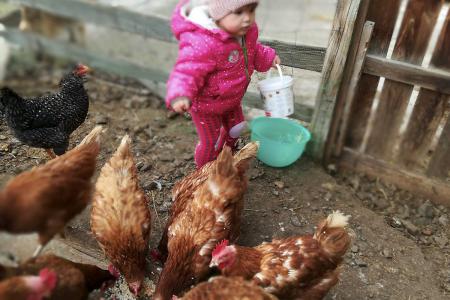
[129, 281, 141, 296]
[209, 259, 218, 268]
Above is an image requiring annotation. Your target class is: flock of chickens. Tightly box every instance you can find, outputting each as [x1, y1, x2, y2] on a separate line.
[0, 65, 353, 300]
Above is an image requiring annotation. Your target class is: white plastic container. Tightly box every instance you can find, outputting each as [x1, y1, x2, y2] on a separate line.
[258, 64, 294, 118]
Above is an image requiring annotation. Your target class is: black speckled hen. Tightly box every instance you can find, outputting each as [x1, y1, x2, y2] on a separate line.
[0, 64, 90, 158]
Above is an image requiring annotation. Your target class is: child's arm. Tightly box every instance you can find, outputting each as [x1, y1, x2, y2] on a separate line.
[254, 42, 277, 72]
[166, 34, 216, 110]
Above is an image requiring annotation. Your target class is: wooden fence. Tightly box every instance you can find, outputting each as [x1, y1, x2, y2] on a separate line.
[326, 0, 450, 205]
[0, 0, 365, 160]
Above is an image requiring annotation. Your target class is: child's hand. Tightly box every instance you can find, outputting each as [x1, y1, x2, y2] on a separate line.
[172, 97, 191, 113]
[272, 55, 281, 68]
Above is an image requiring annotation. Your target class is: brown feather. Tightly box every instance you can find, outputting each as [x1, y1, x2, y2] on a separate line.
[179, 276, 278, 300]
[90, 135, 151, 292]
[0, 126, 102, 245]
[154, 146, 251, 300]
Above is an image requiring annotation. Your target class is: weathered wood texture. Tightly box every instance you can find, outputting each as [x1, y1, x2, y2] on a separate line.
[344, 0, 401, 149]
[397, 10, 450, 173]
[366, 0, 444, 160]
[0, 28, 315, 121]
[340, 148, 450, 207]
[6, 0, 327, 72]
[427, 113, 450, 179]
[364, 55, 450, 94]
[334, 21, 374, 156]
[424, 11, 450, 179]
[309, 0, 362, 159]
[322, 0, 371, 163]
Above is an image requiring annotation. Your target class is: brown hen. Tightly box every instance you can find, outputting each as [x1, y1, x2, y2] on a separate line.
[0, 268, 57, 300]
[210, 212, 352, 300]
[0, 126, 103, 256]
[90, 135, 151, 297]
[155, 142, 259, 261]
[154, 144, 257, 300]
[176, 276, 278, 300]
[0, 254, 113, 300]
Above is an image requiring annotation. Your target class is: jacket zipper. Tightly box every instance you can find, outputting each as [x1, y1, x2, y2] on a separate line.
[241, 36, 250, 82]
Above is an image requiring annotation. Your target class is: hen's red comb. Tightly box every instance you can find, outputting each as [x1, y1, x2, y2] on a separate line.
[212, 239, 229, 257]
[39, 268, 58, 290]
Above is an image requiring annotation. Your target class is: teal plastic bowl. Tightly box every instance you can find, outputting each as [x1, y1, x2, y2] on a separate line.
[250, 117, 311, 167]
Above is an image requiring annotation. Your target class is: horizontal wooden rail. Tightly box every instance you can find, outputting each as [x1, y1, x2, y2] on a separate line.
[5, 0, 326, 72]
[340, 148, 450, 207]
[364, 55, 450, 94]
[0, 28, 315, 121]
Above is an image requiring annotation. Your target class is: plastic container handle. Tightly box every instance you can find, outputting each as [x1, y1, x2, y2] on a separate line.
[266, 64, 283, 79]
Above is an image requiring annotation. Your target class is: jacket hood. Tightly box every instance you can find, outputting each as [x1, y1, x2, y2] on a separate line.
[171, 0, 233, 41]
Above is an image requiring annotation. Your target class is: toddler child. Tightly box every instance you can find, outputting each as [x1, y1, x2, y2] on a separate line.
[166, 0, 280, 168]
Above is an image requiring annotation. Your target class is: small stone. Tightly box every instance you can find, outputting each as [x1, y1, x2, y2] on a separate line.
[422, 228, 433, 236]
[166, 111, 178, 119]
[438, 215, 448, 227]
[274, 181, 285, 189]
[418, 200, 435, 219]
[355, 259, 367, 267]
[381, 249, 393, 259]
[144, 127, 153, 138]
[95, 115, 108, 125]
[272, 190, 279, 196]
[419, 236, 431, 246]
[140, 162, 152, 172]
[386, 216, 402, 228]
[290, 215, 302, 227]
[351, 245, 359, 253]
[349, 176, 360, 190]
[434, 236, 449, 248]
[373, 196, 389, 209]
[401, 220, 420, 235]
[326, 164, 337, 175]
[182, 153, 194, 161]
[143, 181, 162, 191]
[0, 135, 6, 140]
[11, 149, 18, 156]
[321, 182, 336, 191]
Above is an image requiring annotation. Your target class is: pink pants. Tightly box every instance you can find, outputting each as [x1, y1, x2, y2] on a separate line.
[191, 106, 246, 168]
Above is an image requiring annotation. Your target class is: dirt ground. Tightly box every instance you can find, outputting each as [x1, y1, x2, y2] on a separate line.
[0, 65, 449, 299]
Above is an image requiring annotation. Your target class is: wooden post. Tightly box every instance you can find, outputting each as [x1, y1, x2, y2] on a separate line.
[334, 21, 374, 158]
[309, 0, 362, 160]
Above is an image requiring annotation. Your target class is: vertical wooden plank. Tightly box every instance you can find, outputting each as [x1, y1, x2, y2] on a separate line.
[398, 11, 450, 171]
[426, 11, 450, 179]
[344, 0, 401, 149]
[366, 0, 444, 160]
[332, 21, 374, 159]
[397, 92, 447, 170]
[309, 0, 362, 159]
[427, 112, 450, 179]
[323, 0, 371, 164]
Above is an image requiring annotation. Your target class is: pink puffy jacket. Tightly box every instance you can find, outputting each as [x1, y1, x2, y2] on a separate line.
[166, 0, 276, 114]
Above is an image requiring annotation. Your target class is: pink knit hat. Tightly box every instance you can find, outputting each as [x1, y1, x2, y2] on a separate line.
[208, 0, 259, 20]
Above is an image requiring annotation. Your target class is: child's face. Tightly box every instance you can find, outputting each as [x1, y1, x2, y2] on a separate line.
[217, 3, 257, 37]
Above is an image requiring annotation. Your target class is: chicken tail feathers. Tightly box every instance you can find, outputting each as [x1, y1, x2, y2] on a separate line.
[233, 141, 259, 174]
[0, 87, 21, 108]
[314, 211, 352, 263]
[76, 126, 104, 149]
[115, 135, 132, 158]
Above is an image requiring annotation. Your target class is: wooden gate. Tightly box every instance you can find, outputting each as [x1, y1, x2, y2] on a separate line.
[327, 0, 450, 205]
